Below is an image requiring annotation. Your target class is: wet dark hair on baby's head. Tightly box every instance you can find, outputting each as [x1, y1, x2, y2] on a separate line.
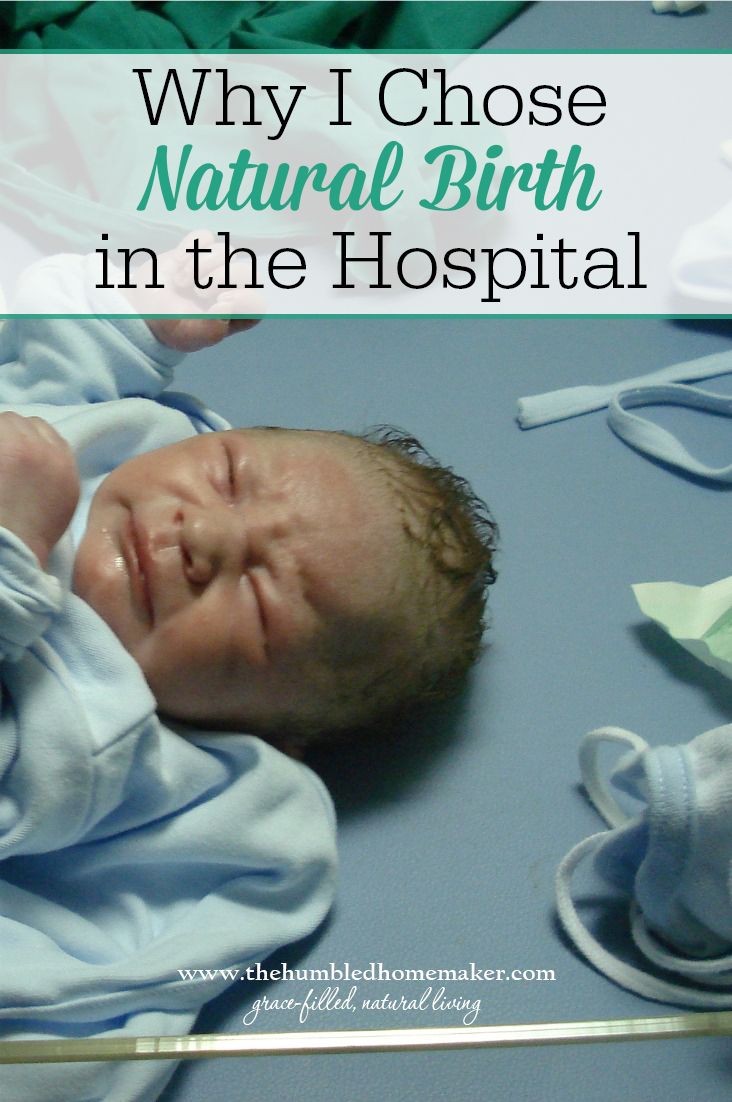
[263, 425, 498, 752]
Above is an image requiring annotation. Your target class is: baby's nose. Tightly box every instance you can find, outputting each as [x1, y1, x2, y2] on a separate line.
[180, 506, 242, 587]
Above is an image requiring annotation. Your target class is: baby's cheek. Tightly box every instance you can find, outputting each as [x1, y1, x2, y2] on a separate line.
[74, 545, 133, 647]
[134, 614, 218, 702]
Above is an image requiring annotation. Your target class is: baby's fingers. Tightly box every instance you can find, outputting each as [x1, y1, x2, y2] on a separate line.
[207, 265, 265, 321]
[25, 416, 70, 448]
[227, 318, 261, 334]
[0, 412, 67, 454]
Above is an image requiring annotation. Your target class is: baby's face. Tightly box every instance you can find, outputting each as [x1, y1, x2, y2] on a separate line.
[72, 428, 405, 729]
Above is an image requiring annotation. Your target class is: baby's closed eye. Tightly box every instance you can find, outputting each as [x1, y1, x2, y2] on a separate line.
[215, 441, 238, 500]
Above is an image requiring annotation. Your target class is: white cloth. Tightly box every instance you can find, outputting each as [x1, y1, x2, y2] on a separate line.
[557, 724, 732, 1008]
[673, 195, 732, 304]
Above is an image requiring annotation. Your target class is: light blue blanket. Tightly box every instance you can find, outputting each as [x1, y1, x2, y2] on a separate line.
[0, 256, 337, 1101]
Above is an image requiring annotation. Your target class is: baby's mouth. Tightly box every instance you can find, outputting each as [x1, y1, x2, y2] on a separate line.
[124, 515, 155, 624]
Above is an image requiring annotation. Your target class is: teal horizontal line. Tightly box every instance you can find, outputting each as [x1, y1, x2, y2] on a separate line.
[1, 314, 730, 321]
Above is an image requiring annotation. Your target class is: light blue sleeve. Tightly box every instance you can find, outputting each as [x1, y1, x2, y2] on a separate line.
[0, 526, 96, 856]
[0, 528, 64, 662]
[0, 254, 184, 407]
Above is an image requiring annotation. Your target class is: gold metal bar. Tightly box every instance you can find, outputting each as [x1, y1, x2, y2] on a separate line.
[1, 1012, 732, 1064]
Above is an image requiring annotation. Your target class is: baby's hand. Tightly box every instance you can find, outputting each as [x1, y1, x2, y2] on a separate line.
[0, 414, 80, 568]
[127, 233, 262, 352]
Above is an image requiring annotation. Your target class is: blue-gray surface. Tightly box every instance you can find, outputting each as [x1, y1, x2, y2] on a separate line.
[157, 4, 732, 1101]
[160, 312, 732, 1100]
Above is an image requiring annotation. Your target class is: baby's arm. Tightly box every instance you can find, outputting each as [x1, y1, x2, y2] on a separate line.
[125, 233, 262, 352]
[0, 413, 77, 667]
[2, 240, 259, 409]
[3, 255, 185, 407]
[0, 413, 79, 569]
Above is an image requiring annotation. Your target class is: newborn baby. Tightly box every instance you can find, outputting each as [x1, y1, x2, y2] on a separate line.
[2, 244, 497, 751]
